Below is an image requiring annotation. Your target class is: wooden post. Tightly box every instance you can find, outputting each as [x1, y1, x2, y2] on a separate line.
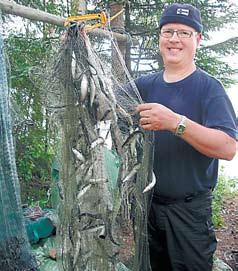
[110, 1, 127, 83]
[125, 1, 132, 75]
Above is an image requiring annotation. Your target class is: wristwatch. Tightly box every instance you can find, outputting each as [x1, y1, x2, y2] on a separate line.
[175, 115, 187, 136]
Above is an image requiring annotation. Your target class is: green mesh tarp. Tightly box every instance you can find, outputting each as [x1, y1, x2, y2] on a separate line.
[0, 32, 38, 270]
[32, 237, 58, 271]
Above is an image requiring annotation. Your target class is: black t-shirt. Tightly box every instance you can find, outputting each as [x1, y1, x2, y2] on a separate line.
[135, 68, 237, 198]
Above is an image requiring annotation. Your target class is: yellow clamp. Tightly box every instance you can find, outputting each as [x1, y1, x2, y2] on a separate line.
[64, 11, 107, 32]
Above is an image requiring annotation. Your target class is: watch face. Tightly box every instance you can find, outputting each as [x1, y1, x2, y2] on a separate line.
[177, 124, 186, 135]
[175, 116, 186, 136]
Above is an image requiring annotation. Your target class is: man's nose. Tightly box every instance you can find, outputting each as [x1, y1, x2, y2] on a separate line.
[169, 31, 180, 41]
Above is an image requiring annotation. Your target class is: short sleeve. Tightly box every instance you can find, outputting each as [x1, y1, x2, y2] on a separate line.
[203, 93, 237, 140]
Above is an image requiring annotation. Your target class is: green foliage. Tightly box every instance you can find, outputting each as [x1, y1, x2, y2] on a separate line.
[14, 123, 54, 205]
[16, 0, 66, 16]
[212, 170, 238, 228]
[96, 0, 238, 85]
[213, 174, 227, 227]
[196, 49, 237, 87]
[5, 20, 59, 205]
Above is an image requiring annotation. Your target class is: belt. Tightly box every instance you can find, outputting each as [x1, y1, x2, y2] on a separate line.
[152, 190, 212, 205]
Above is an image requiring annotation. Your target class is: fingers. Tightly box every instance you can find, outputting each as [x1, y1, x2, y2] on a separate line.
[136, 103, 177, 132]
[136, 103, 155, 118]
[136, 103, 158, 131]
[139, 110, 150, 118]
[140, 117, 150, 125]
[139, 114, 153, 130]
[136, 103, 154, 130]
[136, 103, 155, 112]
[140, 124, 151, 130]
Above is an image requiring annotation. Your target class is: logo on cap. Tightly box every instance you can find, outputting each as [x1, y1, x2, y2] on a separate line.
[177, 8, 189, 16]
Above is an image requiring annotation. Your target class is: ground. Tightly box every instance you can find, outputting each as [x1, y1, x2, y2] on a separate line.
[215, 195, 238, 271]
[45, 194, 238, 270]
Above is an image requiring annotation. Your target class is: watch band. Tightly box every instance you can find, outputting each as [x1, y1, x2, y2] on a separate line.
[175, 115, 187, 136]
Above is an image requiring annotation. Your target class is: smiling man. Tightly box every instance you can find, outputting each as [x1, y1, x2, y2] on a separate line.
[135, 3, 237, 271]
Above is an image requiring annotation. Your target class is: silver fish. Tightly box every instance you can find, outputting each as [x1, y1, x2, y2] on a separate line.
[80, 74, 88, 102]
[91, 137, 104, 149]
[72, 148, 85, 162]
[143, 171, 156, 193]
[89, 77, 96, 106]
[122, 163, 141, 183]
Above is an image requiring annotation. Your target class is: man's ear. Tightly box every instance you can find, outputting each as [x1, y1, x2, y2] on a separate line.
[197, 33, 202, 47]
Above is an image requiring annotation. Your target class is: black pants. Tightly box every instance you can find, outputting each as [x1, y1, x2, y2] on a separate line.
[148, 192, 217, 271]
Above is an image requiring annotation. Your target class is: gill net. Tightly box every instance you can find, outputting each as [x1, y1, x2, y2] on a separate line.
[0, 33, 38, 270]
[38, 23, 155, 271]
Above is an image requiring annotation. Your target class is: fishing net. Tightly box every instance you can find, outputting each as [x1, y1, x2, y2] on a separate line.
[0, 33, 38, 270]
[36, 23, 155, 271]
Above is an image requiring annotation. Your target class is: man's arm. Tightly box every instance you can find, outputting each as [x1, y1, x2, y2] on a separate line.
[136, 103, 237, 161]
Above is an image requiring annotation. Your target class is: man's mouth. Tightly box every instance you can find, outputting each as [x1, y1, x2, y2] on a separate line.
[168, 48, 182, 52]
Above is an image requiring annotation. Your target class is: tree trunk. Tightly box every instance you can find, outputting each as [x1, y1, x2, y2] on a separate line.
[110, 1, 127, 83]
[125, 1, 132, 75]
[71, 0, 87, 15]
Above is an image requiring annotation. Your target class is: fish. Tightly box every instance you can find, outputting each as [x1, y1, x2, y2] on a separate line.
[80, 74, 88, 102]
[143, 171, 156, 193]
[77, 184, 92, 200]
[122, 163, 141, 183]
[90, 137, 104, 149]
[79, 212, 119, 245]
[72, 148, 86, 162]
[89, 77, 96, 106]
[122, 129, 144, 148]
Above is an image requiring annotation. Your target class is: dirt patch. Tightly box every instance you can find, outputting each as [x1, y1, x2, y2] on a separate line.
[215, 195, 238, 271]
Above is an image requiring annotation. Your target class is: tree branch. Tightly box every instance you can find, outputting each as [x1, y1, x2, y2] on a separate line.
[0, 0, 132, 42]
[202, 36, 238, 52]
[0, 0, 64, 26]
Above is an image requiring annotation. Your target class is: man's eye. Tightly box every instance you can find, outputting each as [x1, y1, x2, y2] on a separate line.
[163, 30, 173, 34]
[180, 31, 190, 36]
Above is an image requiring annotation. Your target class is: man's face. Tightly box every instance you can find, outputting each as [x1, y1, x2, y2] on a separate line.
[159, 23, 201, 67]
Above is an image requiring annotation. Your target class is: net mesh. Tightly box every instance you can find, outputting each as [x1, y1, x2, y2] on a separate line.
[0, 33, 38, 270]
[36, 23, 154, 271]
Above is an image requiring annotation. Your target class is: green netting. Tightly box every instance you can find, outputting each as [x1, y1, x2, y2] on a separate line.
[0, 32, 38, 270]
[116, 262, 131, 271]
[51, 157, 61, 210]
[35, 24, 154, 271]
[103, 147, 120, 194]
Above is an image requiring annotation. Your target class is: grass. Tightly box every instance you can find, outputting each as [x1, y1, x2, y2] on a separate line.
[212, 168, 238, 228]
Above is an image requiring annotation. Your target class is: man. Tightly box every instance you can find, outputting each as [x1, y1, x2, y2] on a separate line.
[135, 3, 237, 271]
